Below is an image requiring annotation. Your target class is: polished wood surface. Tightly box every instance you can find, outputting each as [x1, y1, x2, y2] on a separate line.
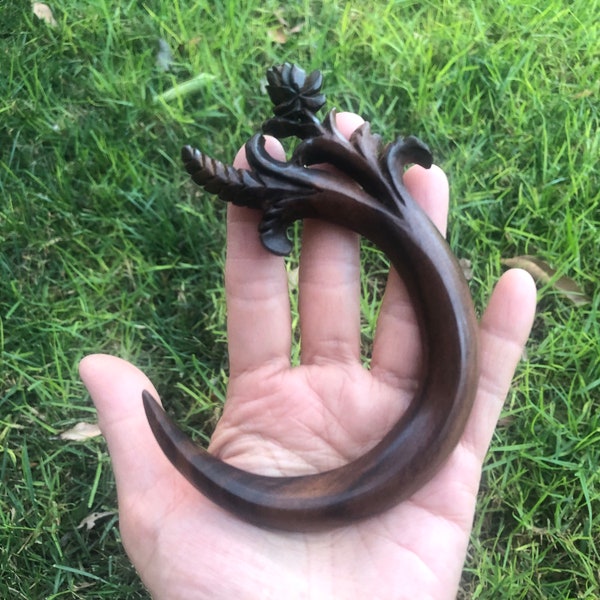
[143, 64, 479, 530]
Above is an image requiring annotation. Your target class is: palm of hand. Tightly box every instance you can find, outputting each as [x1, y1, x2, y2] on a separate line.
[121, 358, 479, 600]
[192, 362, 476, 599]
[212, 360, 409, 474]
[79, 114, 536, 599]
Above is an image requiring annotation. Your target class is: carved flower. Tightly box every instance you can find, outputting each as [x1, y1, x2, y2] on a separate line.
[266, 63, 326, 119]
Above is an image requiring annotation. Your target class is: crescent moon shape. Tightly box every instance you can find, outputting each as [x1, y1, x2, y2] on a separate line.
[143, 64, 479, 531]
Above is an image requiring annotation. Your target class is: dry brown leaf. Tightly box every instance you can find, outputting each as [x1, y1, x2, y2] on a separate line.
[32, 3, 58, 27]
[273, 8, 289, 27]
[287, 265, 299, 289]
[501, 255, 591, 306]
[268, 8, 302, 43]
[77, 510, 116, 531]
[459, 258, 473, 281]
[59, 421, 102, 441]
[268, 27, 288, 44]
[497, 415, 515, 428]
[156, 38, 174, 72]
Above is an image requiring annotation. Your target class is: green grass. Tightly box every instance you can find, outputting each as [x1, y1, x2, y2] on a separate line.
[1, 0, 598, 597]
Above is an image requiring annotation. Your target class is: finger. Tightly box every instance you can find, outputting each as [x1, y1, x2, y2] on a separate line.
[79, 354, 179, 495]
[371, 164, 450, 387]
[403, 164, 449, 236]
[225, 137, 292, 377]
[299, 112, 365, 365]
[463, 268, 537, 459]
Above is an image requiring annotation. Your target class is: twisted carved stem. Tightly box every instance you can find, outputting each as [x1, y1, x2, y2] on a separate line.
[143, 64, 479, 530]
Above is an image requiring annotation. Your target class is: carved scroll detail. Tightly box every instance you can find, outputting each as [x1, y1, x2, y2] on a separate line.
[144, 63, 479, 530]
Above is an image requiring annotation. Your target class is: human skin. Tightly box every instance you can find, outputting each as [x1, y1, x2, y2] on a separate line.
[79, 112, 537, 599]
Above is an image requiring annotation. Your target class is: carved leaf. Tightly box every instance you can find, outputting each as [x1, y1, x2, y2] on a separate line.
[382, 136, 433, 208]
[266, 63, 325, 119]
[350, 122, 383, 167]
[259, 213, 294, 256]
[181, 146, 266, 207]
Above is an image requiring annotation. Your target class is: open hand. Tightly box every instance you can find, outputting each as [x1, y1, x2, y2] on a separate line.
[80, 113, 536, 599]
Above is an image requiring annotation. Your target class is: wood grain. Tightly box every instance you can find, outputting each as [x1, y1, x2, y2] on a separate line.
[143, 64, 479, 531]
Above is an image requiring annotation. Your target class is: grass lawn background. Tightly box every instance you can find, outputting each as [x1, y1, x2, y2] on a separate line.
[1, 0, 598, 597]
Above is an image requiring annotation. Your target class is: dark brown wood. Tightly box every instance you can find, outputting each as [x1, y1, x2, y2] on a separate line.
[143, 63, 479, 531]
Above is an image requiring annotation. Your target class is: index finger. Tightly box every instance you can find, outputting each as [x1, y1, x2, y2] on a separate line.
[225, 137, 292, 377]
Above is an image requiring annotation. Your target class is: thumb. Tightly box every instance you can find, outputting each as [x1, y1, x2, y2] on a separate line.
[79, 354, 175, 495]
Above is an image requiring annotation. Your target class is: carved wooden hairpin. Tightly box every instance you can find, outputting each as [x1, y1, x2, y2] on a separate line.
[142, 63, 479, 531]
